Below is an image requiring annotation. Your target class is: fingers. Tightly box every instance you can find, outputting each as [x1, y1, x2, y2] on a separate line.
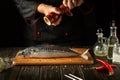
[72, 0, 77, 7]
[63, 0, 74, 9]
[76, 0, 84, 7]
[38, 3, 62, 16]
[51, 16, 62, 26]
[44, 6, 62, 15]
[68, 0, 74, 9]
[51, 7, 62, 15]
[63, 0, 67, 7]
[63, 0, 84, 9]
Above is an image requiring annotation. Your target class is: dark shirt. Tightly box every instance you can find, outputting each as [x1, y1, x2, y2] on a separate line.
[14, 0, 97, 46]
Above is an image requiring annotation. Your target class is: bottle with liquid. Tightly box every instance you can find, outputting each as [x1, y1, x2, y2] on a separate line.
[107, 20, 119, 60]
[93, 28, 108, 56]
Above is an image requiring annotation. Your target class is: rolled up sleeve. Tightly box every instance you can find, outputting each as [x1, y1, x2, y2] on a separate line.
[14, 0, 41, 19]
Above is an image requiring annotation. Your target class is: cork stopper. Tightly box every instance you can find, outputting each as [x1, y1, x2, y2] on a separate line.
[96, 28, 103, 38]
[111, 20, 115, 27]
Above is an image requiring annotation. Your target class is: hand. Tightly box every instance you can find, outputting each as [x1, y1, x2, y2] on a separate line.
[63, 0, 84, 10]
[51, 15, 62, 26]
[37, 3, 62, 16]
[37, 3, 62, 26]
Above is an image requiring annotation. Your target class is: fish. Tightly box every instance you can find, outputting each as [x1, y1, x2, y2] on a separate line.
[16, 44, 80, 58]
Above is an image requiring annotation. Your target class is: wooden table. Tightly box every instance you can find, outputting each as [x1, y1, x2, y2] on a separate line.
[0, 47, 120, 80]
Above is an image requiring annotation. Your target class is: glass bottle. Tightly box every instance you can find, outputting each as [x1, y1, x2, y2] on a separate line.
[112, 43, 120, 64]
[93, 28, 108, 56]
[107, 20, 119, 60]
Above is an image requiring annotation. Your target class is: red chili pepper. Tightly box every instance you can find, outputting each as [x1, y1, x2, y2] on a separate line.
[96, 64, 117, 70]
[96, 59, 114, 76]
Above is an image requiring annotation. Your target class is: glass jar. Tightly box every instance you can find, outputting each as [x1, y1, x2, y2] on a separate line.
[93, 28, 108, 56]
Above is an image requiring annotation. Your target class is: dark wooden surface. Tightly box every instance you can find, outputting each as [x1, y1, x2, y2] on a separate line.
[0, 47, 120, 80]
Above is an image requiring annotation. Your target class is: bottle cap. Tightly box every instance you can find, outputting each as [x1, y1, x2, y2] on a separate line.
[96, 28, 103, 37]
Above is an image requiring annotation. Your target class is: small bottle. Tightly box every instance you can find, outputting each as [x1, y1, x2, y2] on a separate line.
[107, 20, 119, 60]
[93, 28, 108, 56]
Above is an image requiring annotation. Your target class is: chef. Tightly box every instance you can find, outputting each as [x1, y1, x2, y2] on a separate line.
[14, 0, 97, 46]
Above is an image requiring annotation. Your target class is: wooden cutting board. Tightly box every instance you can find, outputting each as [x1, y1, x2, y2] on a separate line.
[13, 48, 94, 65]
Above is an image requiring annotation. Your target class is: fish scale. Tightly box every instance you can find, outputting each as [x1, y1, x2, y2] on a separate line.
[17, 45, 79, 58]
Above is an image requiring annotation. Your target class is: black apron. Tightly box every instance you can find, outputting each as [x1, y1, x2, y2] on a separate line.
[24, 0, 97, 46]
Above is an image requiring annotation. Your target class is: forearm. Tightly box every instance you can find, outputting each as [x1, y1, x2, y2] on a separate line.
[14, 0, 41, 18]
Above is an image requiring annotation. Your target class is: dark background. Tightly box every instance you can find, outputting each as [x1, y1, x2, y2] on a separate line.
[0, 1, 26, 47]
[0, 0, 120, 47]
